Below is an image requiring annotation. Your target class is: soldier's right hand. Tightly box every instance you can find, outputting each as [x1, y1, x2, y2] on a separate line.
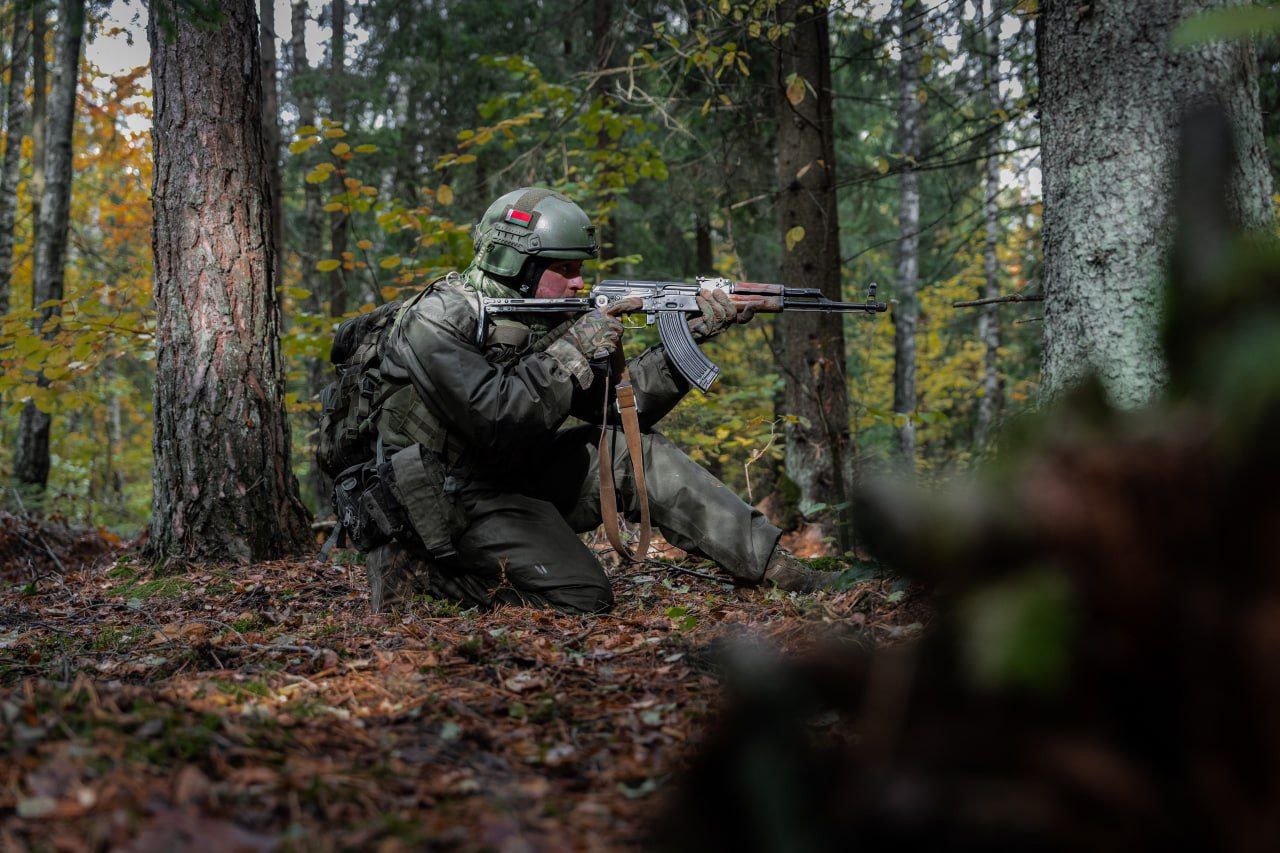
[563, 298, 642, 359]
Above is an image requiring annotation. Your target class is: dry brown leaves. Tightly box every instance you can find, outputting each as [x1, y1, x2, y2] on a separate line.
[0, 548, 922, 850]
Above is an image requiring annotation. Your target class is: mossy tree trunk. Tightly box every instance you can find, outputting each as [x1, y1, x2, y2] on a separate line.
[1038, 0, 1274, 407]
[974, 0, 1002, 452]
[148, 0, 312, 561]
[893, 0, 923, 468]
[774, 0, 853, 549]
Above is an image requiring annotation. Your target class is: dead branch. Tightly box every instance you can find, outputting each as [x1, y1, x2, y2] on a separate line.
[952, 293, 1044, 308]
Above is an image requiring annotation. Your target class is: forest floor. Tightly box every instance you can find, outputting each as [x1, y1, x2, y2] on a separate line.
[0, 514, 924, 850]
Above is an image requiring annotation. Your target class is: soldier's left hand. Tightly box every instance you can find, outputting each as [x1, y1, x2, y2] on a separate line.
[689, 287, 753, 340]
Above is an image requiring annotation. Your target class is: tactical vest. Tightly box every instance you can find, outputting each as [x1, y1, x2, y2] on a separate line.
[374, 291, 548, 461]
[317, 271, 559, 558]
[314, 266, 560, 479]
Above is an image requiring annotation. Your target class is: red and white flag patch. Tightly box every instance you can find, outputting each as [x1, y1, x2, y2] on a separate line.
[504, 207, 534, 227]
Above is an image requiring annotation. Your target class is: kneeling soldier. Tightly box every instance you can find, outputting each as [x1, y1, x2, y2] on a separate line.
[366, 187, 837, 612]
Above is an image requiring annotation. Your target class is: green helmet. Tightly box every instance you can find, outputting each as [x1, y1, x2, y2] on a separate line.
[471, 187, 598, 280]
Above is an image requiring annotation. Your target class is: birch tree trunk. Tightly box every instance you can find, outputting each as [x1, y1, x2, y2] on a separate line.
[13, 0, 84, 490]
[974, 0, 1002, 452]
[0, 11, 31, 315]
[1038, 0, 1273, 407]
[775, 0, 853, 549]
[893, 0, 922, 467]
[148, 0, 312, 560]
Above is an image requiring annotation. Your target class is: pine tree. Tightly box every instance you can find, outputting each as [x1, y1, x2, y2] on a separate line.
[148, 0, 312, 560]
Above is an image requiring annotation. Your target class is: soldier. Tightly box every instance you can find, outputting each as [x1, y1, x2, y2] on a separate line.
[367, 186, 838, 612]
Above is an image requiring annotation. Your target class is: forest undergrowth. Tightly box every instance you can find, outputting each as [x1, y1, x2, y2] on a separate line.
[0, 518, 922, 850]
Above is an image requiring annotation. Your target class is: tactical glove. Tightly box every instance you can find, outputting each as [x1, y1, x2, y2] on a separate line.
[562, 297, 642, 359]
[688, 287, 754, 341]
[563, 309, 626, 359]
[547, 298, 642, 389]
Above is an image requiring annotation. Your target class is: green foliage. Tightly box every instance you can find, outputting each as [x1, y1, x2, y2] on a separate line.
[0, 57, 153, 530]
[2, 1, 1048, 536]
[958, 568, 1074, 694]
[1172, 3, 1280, 48]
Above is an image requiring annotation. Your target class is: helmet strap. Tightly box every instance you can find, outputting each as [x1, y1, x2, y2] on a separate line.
[511, 256, 552, 297]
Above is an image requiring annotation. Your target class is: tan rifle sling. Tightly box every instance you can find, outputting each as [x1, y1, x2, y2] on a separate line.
[597, 346, 652, 562]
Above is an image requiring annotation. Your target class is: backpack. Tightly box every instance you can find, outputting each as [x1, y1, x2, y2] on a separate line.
[315, 299, 405, 479]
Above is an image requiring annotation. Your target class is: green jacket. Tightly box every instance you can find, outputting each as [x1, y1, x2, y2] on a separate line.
[377, 265, 691, 478]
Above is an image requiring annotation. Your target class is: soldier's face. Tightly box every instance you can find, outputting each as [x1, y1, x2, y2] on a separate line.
[534, 260, 586, 299]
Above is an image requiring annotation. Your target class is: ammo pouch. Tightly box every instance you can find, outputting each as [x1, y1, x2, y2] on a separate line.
[383, 444, 467, 560]
[330, 444, 466, 559]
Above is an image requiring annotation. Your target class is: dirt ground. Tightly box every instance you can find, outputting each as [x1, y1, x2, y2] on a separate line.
[0, 520, 922, 851]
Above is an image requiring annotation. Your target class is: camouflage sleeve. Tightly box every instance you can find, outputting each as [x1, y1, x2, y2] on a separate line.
[568, 343, 691, 430]
[382, 287, 580, 455]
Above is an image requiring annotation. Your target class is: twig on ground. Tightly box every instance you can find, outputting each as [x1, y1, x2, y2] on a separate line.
[8, 488, 68, 576]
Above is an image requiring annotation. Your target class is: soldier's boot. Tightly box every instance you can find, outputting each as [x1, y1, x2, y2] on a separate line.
[366, 541, 434, 613]
[761, 549, 841, 594]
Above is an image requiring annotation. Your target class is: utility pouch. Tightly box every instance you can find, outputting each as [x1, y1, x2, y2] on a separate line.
[331, 460, 407, 551]
[383, 443, 467, 560]
[332, 463, 384, 551]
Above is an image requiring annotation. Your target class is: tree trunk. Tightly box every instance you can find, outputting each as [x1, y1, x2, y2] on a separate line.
[327, 0, 347, 316]
[893, 0, 922, 467]
[774, 0, 852, 549]
[148, 0, 312, 561]
[29, 1, 45, 248]
[974, 0, 1002, 452]
[694, 209, 712, 275]
[590, 0, 617, 263]
[260, 0, 282, 277]
[13, 0, 84, 491]
[108, 385, 123, 501]
[0, 10, 31, 315]
[291, 0, 330, 511]
[1038, 0, 1274, 407]
[393, 74, 423, 208]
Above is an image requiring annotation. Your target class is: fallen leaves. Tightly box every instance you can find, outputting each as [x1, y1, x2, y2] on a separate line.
[0, 550, 923, 847]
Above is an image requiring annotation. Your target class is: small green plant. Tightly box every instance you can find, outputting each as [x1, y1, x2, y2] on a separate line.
[665, 605, 698, 632]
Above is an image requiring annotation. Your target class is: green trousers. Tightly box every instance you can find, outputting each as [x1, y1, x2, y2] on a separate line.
[421, 426, 781, 614]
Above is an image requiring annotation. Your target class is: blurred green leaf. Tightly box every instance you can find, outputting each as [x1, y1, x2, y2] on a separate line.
[1172, 4, 1280, 47]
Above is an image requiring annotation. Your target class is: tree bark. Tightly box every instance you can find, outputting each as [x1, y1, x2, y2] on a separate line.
[974, 0, 1002, 452]
[327, 0, 347, 316]
[0, 9, 31, 315]
[1038, 0, 1274, 407]
[29, 1, 45, 249]
[291, 0, 330, 511]
[694, 209, 712, 275]
[148, 0, 312, 561]
[893, 0, 922, 467]
[774, 0, 852, 549]
[14, 0, 84, 490]
[260, 0, 282, 278]
[591, 0, 617, 263]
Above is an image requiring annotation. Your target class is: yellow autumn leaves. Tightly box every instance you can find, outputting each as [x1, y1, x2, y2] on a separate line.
[293, 120, 456, 276]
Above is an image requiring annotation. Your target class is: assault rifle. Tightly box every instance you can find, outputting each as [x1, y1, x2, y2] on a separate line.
[479, 276, 887, 392]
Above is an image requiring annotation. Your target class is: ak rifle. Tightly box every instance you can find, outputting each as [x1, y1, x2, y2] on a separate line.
[479, 276, 887, 392]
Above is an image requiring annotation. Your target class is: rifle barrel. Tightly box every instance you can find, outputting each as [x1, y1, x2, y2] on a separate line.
[782, 297, 887, 312]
